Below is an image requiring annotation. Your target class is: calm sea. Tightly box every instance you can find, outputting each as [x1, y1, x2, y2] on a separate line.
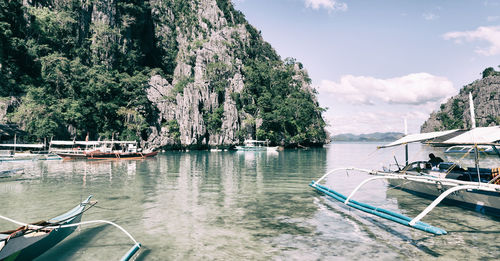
[1, 143, 499, 260]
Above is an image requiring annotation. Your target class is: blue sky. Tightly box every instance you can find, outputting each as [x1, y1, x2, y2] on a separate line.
[233, 0, 500, 135]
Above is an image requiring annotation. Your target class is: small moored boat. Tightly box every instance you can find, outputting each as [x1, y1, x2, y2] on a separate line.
[51, 140, 158, 160]
[0, 196, 94, 260]
[310, 93, 500, 235]
[0, 196, 142, 260]
[235, 139, 278, 152]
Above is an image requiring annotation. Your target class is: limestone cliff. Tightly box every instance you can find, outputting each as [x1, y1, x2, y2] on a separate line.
[421, 75, 500, 132]
[0, 0, 326, 148]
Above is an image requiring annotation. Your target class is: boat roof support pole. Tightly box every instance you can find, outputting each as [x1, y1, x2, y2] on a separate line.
[404, 118, 408, 166]
[474, 144, 481, 185]
[492, 145, 500, 159]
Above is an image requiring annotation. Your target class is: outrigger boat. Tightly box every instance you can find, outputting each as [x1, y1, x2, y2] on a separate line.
[0, 143, 61, 162]
[0, 196, 142, 260]
[310, 93, 500, 235]
[51, 140, 158, 160]
[235, 139, 278, 152]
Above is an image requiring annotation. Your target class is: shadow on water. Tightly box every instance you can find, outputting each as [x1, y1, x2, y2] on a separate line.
[318, 193, 443, 257]
[363, 217, 442, 257]
[36, 225, 106, 260]
[134, 248, 152, 261]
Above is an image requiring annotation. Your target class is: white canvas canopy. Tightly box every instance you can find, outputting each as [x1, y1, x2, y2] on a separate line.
[378, 129, 459, 148]
[379, 126, 500, 149]
[99, 141, 137, 144]
[50, 140, 100, 146]
[440, 126, 500, 145]
[0, 143, 44, 149]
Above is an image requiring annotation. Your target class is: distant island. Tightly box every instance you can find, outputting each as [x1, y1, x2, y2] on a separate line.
[332, 132, 404, 142]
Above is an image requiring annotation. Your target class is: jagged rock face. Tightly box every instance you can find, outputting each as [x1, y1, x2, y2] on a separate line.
[421, 76, 500, 132]
[145, 1, 247, 149]
[144, 0, 322, 149]
[8, 0, 325, 149]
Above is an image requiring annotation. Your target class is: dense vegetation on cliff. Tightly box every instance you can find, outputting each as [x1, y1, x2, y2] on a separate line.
[421, 67, 500, 132]
[0, 0, 326, 148]
[0, 0, 157, 141]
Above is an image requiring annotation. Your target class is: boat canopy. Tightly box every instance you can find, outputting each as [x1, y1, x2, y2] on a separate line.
[378, 129, 459, 148]
[379, 126, 500, 148]
[0, 143, 45, 149]
[50, 140, 75, 145]
[244, 139, 268, 143]
[99, 140, 137, 144]
[50, 140, 100, 146]
[439, 126, 500, 145]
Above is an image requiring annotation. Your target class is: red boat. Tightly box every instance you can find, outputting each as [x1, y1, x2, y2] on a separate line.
[86, 150, 158, 159]
[51, 140, 158, 160]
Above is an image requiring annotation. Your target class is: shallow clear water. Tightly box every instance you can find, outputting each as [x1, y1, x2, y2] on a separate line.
[1, 143, 500, 260]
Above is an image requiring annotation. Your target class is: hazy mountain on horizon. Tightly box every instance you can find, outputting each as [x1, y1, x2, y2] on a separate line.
[332, 132, 404, 142]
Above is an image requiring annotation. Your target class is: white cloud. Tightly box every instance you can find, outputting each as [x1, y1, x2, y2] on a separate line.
[443, 26, 500, 56]
[326, 109, 434, 135]
[304, 0, 347, 12]
[318, 73, 455, 105]
[487, 16, 500, 22]
[423, 12, 439, 21]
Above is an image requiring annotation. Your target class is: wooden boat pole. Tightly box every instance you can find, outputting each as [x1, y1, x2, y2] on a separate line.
[474, 144, 481, 185]
[468, 93, 482, 185]
[404, 119, 408, 166]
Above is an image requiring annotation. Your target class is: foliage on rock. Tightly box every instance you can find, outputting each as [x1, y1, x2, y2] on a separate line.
[0, 0, 326, 148]
[421, 72, 500, 132]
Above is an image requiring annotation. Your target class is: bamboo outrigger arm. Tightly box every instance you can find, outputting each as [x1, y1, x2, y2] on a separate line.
[344, 175, 404, 205]
[408, 185, 481, 226]
[311, 167, 500, 235]
[313, 167, 373, 185]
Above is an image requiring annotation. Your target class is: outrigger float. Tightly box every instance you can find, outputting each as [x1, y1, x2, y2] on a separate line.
[0, 196, 141, 260]
[311, 93, 500, 235]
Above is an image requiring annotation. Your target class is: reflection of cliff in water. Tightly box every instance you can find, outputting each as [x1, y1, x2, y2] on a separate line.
[139, 149, 327, 259]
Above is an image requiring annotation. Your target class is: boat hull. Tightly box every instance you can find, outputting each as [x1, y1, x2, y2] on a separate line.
[55, 152, 88, 159]
[57, 151, 158, 160]
[0, 197, 90, 260]
[388, 178, 500, 216]
[235, 146, 278, 151]
[0, 215, 82, 260]
[86, 151, 158, 159]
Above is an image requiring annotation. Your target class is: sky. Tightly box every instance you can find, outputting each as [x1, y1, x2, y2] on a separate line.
[232, 0, 500, 135]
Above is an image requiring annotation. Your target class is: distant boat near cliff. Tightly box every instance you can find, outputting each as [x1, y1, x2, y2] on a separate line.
[50, 140, 157, 160]
[235, 140, 279, 152]
[0, 143, 61, 162]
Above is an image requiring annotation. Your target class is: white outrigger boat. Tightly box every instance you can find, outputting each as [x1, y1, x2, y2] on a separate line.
[311, 93, 500, 235]
[235, 139, 278, 152]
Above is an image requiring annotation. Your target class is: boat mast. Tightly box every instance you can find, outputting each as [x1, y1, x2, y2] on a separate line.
[404, 118, 408, 166]
[469, 92, 481, 184]
[469, 92, 476, 129]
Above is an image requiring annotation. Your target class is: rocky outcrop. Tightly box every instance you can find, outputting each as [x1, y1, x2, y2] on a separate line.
[142, 0, 324, 149]
[421, 76, 500, 132]
[3, 0, 326, 149]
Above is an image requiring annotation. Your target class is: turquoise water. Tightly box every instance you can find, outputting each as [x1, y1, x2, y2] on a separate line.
[0, 143, 499, 260]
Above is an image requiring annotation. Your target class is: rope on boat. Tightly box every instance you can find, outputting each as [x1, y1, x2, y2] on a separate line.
[0, 215, 139, 245]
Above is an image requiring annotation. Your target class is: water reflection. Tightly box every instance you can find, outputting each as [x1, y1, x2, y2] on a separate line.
[0, 145, 499, 260]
